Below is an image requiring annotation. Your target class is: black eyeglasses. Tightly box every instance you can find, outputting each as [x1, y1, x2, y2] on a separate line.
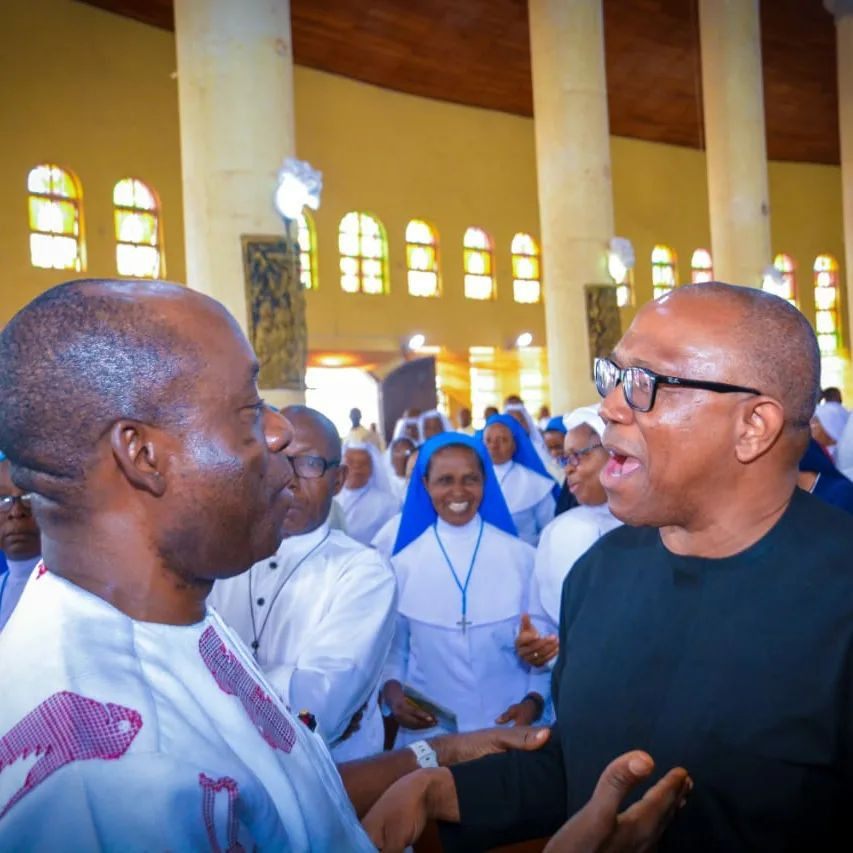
[558, 442, 604, 467]
[0, 493, 34, 513]
[284, 455, 340, 480]
[594, 357, 762, 413]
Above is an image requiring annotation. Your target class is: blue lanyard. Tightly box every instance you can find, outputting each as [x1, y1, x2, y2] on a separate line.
[432, 517, 485, 633]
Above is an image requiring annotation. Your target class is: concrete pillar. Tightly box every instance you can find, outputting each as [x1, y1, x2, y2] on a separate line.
[825, 0, 853, 395]
[698, 0, 772, 287]
[174, 0, 302, 406]
[528, 0, 614, 412]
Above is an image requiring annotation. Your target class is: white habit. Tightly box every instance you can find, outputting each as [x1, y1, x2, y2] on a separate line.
[384, 517, 550, 745]
[533, 502, 623, 632]
[0, 555, 40, 632]
[371, 511, 402, 561]
[0, 566, 375, 851]
[210, 521, 397, 762]
[492, 461, 556, 546]
[334, 484, 399, 546]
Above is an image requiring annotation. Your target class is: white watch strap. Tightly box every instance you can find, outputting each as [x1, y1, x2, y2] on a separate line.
[407, 739, 439, 768]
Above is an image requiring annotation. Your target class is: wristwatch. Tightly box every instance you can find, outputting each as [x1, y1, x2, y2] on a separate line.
[407, 739, 439, 768]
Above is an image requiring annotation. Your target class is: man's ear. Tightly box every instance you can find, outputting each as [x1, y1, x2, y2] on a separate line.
[109, 421, 167, 497]
[734, 397, 786, 464]
[332, 464, 348, 497]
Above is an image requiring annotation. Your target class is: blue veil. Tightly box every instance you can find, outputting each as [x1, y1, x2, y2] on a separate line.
[392, 432, 517, 555]
[478, 413, 554, 480]
[544, 416, 567, 435]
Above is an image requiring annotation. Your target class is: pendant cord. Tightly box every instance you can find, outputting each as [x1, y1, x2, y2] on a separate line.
[248, 530, 331, 657]
[433, 517, 485, 631]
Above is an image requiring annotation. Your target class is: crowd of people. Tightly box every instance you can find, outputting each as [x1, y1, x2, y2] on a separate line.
[0, 277, 852, 851]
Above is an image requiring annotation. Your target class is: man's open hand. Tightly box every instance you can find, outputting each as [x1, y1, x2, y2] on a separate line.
[544, 751, 691, 852]
[431, 724, 550, 765]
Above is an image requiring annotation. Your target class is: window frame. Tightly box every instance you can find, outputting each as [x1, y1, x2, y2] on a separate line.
[27, 163, 86, 272]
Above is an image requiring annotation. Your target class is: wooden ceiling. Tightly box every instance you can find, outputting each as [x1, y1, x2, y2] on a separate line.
[78, 0, 840, 164]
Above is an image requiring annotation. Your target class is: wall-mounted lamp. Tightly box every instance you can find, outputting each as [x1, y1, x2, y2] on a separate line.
[608, 236, 635, 284]
[273, 156, 323, 221]
[515, 332, 533, 349]
[408, 333, 426, 351]
[761, 264, 783, 291]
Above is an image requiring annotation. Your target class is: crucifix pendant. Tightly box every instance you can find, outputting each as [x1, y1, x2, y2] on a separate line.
[251, 640, 260, 655]
[457, 614, 472, 634]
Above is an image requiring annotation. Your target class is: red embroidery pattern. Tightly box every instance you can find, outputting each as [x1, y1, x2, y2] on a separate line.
[0, 691, 142, 819]
[198, 626, 295, 754]
[199, 773, 244, 853]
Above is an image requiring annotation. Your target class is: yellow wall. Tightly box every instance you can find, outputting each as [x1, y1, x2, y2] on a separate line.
[1, 0, 848, 391]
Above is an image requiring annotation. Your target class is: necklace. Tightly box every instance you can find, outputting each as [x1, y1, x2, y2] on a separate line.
[432, 517, 485, 634]
[248, 530, 330, 657]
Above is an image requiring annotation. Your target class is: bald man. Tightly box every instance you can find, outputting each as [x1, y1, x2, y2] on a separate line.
[0, 280, 687, 850]
[210, 405, 397, 762]
[378, 282, 853, 851]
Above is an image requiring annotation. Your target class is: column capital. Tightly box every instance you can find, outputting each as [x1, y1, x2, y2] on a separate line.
[824, 0, 853, 21]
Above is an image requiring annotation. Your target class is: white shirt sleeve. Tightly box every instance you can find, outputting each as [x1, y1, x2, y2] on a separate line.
[381, 613, 410, 688]
[265, 551, 397, 745]
[533, 493, 557, 541]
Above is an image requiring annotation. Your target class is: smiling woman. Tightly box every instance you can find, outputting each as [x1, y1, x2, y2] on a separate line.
[382, 432, 552, 745]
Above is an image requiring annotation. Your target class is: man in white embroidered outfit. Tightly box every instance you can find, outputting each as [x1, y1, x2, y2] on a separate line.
[0, 280, 689, 853]
[211, 404, 396, 762]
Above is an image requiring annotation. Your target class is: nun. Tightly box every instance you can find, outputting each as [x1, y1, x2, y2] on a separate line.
[384, 435, 417, 505]
[418, 408, 454, 441]
[531, 405, 622, 638]
[333, 440, 399, 546]
[811, 401, 849, 463]
[798, 437, 853, 514]
[481, 414, 557, 545]
[380, 433, 549, 746]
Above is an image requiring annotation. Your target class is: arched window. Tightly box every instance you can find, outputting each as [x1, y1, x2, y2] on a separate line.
[767, 253, 797, 304]
[814, 254, 841, 355]
[297, 210, 318, 290]
[114, 178, 162, 278]
[339, 211, 388, 294]
[463, 227, 495, 300]
[651, 245, 677, 298]
[27, 163, 84, 271]
[691, 248, 713, 284]
[511, 233, 541, 304]
[406, 219, 440, 297]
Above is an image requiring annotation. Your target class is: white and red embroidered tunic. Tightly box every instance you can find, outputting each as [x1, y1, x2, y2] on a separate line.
[0, 565, 376, 851]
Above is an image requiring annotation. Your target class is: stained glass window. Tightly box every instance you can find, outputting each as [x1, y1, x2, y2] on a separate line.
[406, 219, 439, 297]
[814, 254, 841, 355]
[339, 211, 388, 294]
[691, 248, 713, 284]
[27, 164, 84, 271]
[464, 227, 495, 300]
[114, 178, 162, 278]
[651, 245, 677, 298]
[766, 253, 797, 304]
[297, 211, 317, 290]
[511, 232, 541, 303]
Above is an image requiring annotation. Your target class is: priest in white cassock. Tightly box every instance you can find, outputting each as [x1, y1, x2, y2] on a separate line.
[0, 451, 42, 631]
[334, 439, 399, 545]
[210, 405, 397, 762]
[0, 280, 576, 852]
[481, 413, 557, 546]
[529, 405, 622, 639]
[381, 433, 550, 747]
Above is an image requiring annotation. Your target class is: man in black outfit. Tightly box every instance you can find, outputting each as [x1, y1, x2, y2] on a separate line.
[366, 282, 853, 851]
